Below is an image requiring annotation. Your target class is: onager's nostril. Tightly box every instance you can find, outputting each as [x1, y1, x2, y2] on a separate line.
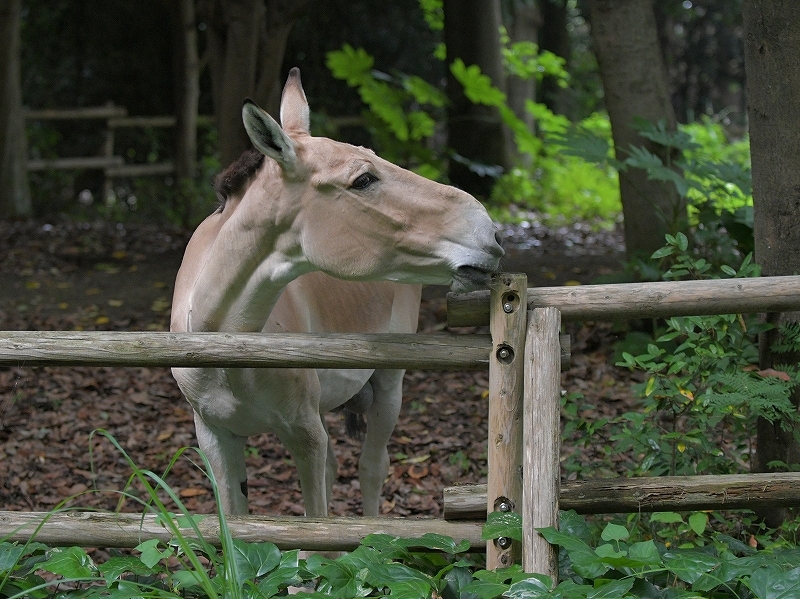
[492, 231, 505, 257]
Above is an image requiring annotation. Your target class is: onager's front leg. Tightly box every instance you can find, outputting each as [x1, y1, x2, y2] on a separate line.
[193, 413, 249, 515]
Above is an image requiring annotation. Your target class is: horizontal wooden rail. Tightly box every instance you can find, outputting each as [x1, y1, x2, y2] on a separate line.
[25, 106, 128, 120]
[447, 275, 800, 327]
[0, 331, 491, 370]
[0, 511, 484, 552]
[443, 472, 800, 519]
[105, 162, 175, 177]
[27, 156, 124, 171]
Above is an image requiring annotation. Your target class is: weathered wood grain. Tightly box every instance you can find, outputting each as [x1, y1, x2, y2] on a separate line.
[0, 331, 491, 370]
[522, 308, 561, 579]
[0, 511, 485, 551]
[444, 472, 800, 519]
[486, 273, 527, 568]
[447, 275, 800, 327]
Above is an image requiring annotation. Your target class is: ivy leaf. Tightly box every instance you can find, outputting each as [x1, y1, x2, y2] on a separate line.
[98, 555, 155, 584]
[482, 511, 522, 542]
[232, 539, 282, 582]
[663, 550, 718, 584]
[587, 577, 636, 598]
[505, 575, 553, 598]
[37, 546, 95, 579]
[747, 565, 800, 599]
[134, 539, 173, 569]
[0, 542, 26, 571]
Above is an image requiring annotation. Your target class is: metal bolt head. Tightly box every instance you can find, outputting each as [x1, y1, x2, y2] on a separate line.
[496, 536, 512, 549]
[498, 347, 510, 360]
[498, 501, 512, 512]
[503, 302, 514, 313]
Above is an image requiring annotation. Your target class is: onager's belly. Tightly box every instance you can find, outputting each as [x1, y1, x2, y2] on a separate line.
[173, 366, 374, 438]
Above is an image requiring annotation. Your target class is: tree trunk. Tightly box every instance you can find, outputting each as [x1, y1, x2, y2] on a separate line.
[743, 0, 800, 528]
[0, 0, 30, 217]
[170, 0, 200, 225]
[203, 0, 264, 167]
[443, 0, 511, 198]
[503, 1, 542, 134]
[201, 0, 309, 168]
[539, 0, 570, 115]
[587, 0, 684, 260]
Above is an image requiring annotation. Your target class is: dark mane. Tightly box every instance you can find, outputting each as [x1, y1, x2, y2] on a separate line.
[213, 148, 265, 207]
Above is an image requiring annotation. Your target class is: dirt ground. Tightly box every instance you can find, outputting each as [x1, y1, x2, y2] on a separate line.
[0, 217, 636, 517]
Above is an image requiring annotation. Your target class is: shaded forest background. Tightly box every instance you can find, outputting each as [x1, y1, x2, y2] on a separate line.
[3, 0, 800, 532]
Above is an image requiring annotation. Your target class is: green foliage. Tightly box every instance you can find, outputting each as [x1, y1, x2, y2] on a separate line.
[556, 117, 753, 259]
[2, 432, 800, 598]
[538, 511, 800, 599]
[326, 44, 447, 178]
[565, 234, 800, 480]
[326, 31, 622, 226]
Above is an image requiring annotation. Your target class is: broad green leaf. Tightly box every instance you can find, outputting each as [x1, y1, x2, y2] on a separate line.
[627, 540, 663, 568]
[688, 512, 708, 536]
[232, 539, 282, 582]
[595, 544, 626, 560]
[505, 575, 552, 599]
[651, 512, 684, 524]
[748, 565, 800, 599]
[460, 579, 509, 599]
[256, 550, 304, 597]
[135, 538, 173, 569]
[538, 528, 609, 579]
[587, 578, 635, 598]
[663, 550, 718, 584]
[98, 555, 155, 584]
[171, 568, 206, 590]
[482, 511, 522, 542]
[0, 542, 26, 571]
[37, 546, 95, 579]
[600, 523, 629, 542]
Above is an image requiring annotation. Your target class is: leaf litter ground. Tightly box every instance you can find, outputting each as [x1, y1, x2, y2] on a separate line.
[0, 217, 638, 519]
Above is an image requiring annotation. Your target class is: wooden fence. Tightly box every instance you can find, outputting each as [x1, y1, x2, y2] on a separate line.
[24, 105, 212, 199]
[2, 274, 800, 578]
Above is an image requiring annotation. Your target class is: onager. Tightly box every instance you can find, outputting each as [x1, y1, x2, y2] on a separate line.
[171, 68, 503, 516]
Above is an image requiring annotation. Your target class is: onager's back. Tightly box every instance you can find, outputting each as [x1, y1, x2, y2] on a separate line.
[171, 68, 504, 516]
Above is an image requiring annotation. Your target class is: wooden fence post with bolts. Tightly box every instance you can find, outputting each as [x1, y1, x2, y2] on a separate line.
[487, 273, 528, 568]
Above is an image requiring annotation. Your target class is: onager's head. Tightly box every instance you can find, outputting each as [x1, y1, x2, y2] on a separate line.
[235, 68, 504, 292]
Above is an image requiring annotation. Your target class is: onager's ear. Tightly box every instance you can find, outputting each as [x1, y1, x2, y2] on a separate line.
[279, 67, 310, 135]
[242, 100, 298, 173]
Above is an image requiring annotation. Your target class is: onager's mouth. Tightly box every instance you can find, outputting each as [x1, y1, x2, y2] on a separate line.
[451, 265, 495, 293]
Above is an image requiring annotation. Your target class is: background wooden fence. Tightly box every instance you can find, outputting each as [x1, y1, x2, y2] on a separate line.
[2, 274, 800, 578]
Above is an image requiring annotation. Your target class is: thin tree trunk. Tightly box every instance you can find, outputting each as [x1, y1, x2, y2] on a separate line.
[0, 0, 30, 217]
[587, 0, 684, 259]
[201, 0, 308, 168]
[170, 0, 200, 225]
[443, 0, 511, 198]
[539, 0, 570, 115]
[504, 1, 542, 134]
[743, 0, 800, 529]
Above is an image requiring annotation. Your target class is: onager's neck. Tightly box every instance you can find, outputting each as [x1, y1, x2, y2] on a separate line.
[187, 189, 310, 333]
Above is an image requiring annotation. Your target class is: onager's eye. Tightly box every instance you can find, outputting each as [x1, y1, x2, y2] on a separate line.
[350, 172, 378, 190]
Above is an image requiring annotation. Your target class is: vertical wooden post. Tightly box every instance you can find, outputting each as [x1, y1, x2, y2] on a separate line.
[522, 307, 561, 578]
[487, 273, 527, 568]
[101, 102, 119, 203]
